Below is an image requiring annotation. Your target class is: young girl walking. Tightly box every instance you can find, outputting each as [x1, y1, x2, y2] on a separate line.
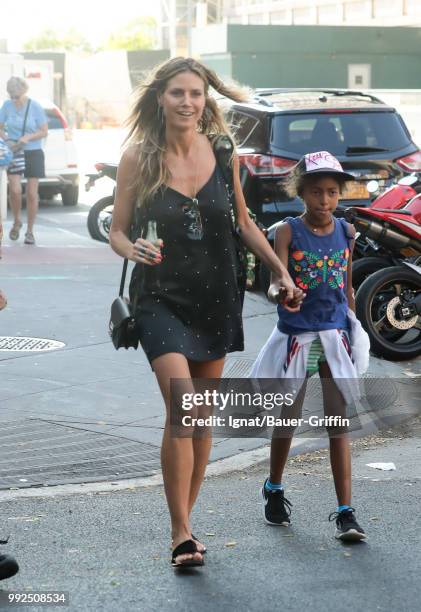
[252, 151, 368, 541]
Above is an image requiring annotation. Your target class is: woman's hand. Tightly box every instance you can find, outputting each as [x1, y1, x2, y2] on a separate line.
[18, 135, 31, 146]
[6, 140, 22, 153]
[0, 290, 7, 311]
[268, 282, 305, 312]
[130, 237, 163, 265]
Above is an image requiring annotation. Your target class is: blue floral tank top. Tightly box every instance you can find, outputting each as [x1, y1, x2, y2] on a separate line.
[277, 217, 353, 334]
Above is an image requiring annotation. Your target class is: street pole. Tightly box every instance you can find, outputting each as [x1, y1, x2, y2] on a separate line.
[187, 0, 194, 57]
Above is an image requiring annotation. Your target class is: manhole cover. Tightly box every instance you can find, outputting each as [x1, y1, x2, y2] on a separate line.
[0, 420, 161, 489]
[0, 337, 65, 352]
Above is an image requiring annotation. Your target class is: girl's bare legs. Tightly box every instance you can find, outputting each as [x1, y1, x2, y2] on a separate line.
[319, 361, 352, 506]
[8, 174, 22, 228]
[25, 178, 39, 234]
[152, 352, 224, 564]
[269, 380, 307, 484]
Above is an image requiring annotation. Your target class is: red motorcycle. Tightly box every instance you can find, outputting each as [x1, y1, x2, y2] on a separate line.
[352, 174, 420, 288]
[346, 193, 421, 361]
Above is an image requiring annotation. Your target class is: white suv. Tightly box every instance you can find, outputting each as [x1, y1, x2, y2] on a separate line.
[38, 99, 79, 206]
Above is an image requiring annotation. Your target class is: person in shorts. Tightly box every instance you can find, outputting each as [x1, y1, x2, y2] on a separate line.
[252, 151, 368, 542]
[0, 76, 48, 245]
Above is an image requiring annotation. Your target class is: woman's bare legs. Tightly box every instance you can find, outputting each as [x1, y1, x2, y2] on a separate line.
[8, 174, 22, 228]
[187, 357, 225, 513]
[152, 352, 224, 564]
[319, 361, 352, 506]
[25, 178, 39, 234]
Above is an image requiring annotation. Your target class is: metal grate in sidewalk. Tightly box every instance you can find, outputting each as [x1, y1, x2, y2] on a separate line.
[223, 357, 255, 378]
[0, 337, 65, 352]
[0, 420, 160, 490]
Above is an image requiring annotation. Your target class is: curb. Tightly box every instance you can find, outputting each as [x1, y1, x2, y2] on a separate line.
[0, 437, 325, 502]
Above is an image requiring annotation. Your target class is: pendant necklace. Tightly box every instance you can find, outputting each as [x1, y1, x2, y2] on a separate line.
[303, 214, 333, 233]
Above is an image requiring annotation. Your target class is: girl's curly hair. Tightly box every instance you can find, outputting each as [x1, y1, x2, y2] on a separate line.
[284, 165, 349, 198]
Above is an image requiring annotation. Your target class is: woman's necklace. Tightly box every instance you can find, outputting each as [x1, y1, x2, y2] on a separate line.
[190, 136, 200, 205]
[302, 213, 334, 233]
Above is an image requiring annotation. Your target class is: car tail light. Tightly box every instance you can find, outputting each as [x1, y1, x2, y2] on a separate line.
[396, 150, 421, 172]
[238, 154, 296, 177]
[51, 106, 68, 129]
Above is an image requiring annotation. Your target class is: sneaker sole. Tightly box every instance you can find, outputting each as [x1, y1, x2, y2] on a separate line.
[335, 529, 367, 541]
[260, 487, 290, 527]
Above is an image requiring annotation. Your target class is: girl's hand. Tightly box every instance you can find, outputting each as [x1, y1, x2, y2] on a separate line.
[131, 238, 163, 265]
[282, 287, 306, 312]
[268, 283, 306, 312]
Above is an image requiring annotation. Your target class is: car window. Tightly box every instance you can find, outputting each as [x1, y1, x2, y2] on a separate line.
[226, 110, 261, 147]
[272, 112, 411, 155]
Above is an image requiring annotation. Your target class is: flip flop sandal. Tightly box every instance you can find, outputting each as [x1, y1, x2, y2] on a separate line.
[24, 232, 35, 245]
[192, 534, 207, 554]
[9, 222, 22, 241]
[171, 539, 204, 568]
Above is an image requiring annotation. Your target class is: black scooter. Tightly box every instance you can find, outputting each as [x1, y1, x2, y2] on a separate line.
[85, 163, 117, 243]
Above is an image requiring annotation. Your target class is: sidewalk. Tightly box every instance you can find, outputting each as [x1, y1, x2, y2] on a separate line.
[1, 421, 420, 612]
[0, 211, 420, 491]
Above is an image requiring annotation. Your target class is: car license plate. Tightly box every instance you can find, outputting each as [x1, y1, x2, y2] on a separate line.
[340, 181, 369, 200]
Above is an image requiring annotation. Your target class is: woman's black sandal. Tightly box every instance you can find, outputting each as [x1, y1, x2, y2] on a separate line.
[191, 534, 207, 554]
[171, 539, 204, 568]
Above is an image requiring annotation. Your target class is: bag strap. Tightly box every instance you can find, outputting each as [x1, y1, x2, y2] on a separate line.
[338, 217, 355, 250]
[21, 99, 31, 137]
[118, 258, 128, 297]
[212, 135, 240, 226]
[117, 202, 146, 303]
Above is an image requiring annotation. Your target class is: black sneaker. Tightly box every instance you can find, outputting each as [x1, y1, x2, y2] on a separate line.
[261, 478, 292, 526]
[0, 537, 19, 580]
[329, 508, 366, 541]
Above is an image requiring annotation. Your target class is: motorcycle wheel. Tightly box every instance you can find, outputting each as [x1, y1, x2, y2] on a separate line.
[87, 196, 114, 243]
[356, 266, 421, 361]
[352, 257, 390, 291]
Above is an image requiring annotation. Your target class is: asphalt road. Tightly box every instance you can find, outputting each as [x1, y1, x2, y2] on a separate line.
[1, 429, 420, 612]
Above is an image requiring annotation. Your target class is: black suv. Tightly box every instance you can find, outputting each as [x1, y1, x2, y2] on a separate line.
[223, 88, 421, 288]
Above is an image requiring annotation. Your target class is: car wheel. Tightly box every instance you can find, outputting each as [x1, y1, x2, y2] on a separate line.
[39, 187, 57, 201]
[61, 184, 79, 207]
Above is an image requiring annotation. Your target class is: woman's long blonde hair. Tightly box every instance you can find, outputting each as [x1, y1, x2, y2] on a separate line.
[124, 57, 249, 206]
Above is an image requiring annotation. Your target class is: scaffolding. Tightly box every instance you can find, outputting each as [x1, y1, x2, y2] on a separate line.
[159, 1, 224, 56]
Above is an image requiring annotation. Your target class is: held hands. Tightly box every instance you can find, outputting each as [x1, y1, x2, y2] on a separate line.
[268, 278, 306, 313]
[131, 237, 163, 266]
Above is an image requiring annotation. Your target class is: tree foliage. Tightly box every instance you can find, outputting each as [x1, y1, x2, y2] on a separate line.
[102, 17, 156, 51]
[23, 28, 92, 52]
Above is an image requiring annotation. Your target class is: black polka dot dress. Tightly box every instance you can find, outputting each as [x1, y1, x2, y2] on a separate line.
[129, 164, 244, 366]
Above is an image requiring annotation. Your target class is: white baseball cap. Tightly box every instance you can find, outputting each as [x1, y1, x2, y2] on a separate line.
[297, 151, 355, 180]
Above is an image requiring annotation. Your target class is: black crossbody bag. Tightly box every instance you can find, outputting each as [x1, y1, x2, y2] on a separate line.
[109, 209, 145, 350]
